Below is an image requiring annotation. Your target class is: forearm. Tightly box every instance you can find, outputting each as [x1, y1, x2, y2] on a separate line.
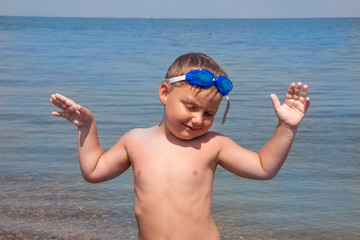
[77, 118, 104, 179]
[258, 124, 297, 179]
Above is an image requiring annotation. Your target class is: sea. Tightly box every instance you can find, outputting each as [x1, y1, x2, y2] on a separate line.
[0, 16, 359, 239]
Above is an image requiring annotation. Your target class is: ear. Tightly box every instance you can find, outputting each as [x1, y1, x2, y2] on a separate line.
[159, 82, 170, 105]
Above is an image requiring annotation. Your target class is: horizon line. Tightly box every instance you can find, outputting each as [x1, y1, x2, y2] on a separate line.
[1, 14, 360, 20]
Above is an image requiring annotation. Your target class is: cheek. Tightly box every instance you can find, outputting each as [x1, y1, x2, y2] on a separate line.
[203, 118, 214, 129]
[165, 104, 185, 124]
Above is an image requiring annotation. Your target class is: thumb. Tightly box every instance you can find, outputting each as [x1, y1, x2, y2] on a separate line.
[270, 93, 281, 111]
[77, 104, 89, 114]
[77, 104, 93, 119]
[77, 104, 83, 112]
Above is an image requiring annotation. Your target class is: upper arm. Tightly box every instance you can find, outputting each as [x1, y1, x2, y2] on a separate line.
[217, 136, 271, 180]
[84, 131, 132, 183]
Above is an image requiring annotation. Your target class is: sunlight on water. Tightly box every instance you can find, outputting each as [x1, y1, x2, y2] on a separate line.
[1, 17, 359, 239]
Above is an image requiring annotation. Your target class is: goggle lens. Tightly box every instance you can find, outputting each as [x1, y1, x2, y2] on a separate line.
[188, 70, 213, 86]
[216, 76, 233, 95]
[166, 69, 233, 94]
[186, 69, 233, 95]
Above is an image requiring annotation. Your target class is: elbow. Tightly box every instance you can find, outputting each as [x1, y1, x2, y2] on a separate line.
[256, 169, 279, 180]
[241, 170, 278, 180]
[82, 173, 102, 184]
[260, 173, 277, 180]
[84, 178, 98, 184]
[83, 176, 98, 184]
[258, 158, 281, 180]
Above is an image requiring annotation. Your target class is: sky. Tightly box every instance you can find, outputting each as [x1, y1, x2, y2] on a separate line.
[1, 0, 359, 18]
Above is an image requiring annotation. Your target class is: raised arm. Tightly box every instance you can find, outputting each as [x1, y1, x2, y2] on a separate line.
[50, 93, 130, 183]
[218, 82, 310, 180]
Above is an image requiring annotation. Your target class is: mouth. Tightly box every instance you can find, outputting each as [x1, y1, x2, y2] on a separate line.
[183, 123, 201, 132]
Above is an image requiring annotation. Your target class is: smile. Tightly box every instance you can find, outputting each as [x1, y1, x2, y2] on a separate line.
[183, 124, 200, 132]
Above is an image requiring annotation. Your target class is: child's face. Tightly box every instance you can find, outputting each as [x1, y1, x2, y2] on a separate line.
[161, 84, 223, 140]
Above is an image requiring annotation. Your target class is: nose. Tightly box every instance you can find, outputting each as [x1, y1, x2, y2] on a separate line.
[191, 112, 203, 126]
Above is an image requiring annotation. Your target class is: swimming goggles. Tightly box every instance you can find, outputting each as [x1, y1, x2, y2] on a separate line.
[165, 69, 233, 124]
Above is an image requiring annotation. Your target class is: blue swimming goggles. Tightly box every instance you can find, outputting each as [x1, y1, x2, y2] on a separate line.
[165, 69, 233, 124]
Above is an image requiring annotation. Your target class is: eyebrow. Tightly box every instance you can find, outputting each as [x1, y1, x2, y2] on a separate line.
[183, 95, 219, 113]
[182, 97, 199, 108]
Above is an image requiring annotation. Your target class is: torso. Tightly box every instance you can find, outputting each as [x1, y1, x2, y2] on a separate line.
[125, 126, 222, 240]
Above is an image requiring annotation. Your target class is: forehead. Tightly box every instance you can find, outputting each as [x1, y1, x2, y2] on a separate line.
[172, 84, 223, 108]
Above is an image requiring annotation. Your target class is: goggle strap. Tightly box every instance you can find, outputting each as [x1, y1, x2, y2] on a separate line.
[222, 95, 230, 125]
[165, 75, 186, 83]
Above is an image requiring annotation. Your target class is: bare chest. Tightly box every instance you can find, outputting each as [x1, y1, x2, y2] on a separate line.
[127, 140, 219, 191]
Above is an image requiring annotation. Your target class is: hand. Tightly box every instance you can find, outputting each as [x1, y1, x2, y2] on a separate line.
[50, 93, 94, 128]
[270, 82, 310, 128]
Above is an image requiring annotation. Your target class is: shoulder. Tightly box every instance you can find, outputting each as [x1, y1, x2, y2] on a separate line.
[203, 131, 244, 155]
[202, 131, 233, 144]
[193, 131, 236, 153]
[121, 126, 157, 143]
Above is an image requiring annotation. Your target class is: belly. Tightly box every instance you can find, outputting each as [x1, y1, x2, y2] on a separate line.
[133, 178, 218, 240]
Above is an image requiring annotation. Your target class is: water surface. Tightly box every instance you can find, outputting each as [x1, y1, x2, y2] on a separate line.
[0, 17, 359, 239]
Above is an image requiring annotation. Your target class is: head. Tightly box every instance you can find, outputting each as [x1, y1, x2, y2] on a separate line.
[159, 53, 230, 140]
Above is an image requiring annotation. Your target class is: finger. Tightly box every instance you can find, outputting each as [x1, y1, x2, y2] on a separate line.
[285, 83, 296, 100]
[55, 93, 77, 109]
[293, 82, 302, 100]
[67, 102, 79, 113]
[304, 97, 311, 113]
[50, 94, 68, 111]
[299, 84, 308, 104]
[51, 93, 79, 113]
[270, 93, 281, 111]
[50, 94, 60, 105]
[66, 103, 84, 116]
[51, 111, 65, 118]
[77, 104, 86, 114]
[50, 96, 67, 111]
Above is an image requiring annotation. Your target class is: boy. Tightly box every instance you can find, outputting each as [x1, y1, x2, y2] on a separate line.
[50, 53, 310, 239]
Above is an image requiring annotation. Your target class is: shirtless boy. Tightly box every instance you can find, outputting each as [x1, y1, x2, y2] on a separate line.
[50, 53, 310, 239]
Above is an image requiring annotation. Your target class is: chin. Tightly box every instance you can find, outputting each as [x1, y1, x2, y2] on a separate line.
[165, 122, 208, 141]
[175, 131, 206, 141]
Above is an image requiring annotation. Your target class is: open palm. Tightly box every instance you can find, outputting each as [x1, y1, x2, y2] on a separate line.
[271, 82, 310, 128]
[50, 93, 94, 128]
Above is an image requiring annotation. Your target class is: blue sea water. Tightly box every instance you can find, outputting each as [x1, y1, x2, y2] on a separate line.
[0, 16, 359, 239]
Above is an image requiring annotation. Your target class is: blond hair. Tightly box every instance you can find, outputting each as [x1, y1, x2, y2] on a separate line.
[165, 53, 228, 80]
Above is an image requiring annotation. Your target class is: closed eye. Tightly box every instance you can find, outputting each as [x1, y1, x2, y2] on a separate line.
[185, 103, 196, 111]
[205, 112, 214, 117]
